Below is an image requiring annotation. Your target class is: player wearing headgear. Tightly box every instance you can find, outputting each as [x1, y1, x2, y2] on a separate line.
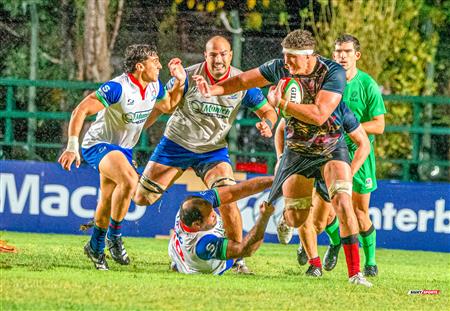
[133, 36, 278, 274]
[58, 44, 186, 270]
[296, 34, 386, 276]
[274, 103, 370, 278]
[169, 176, 274, 275]
[192, 29, 372, 287]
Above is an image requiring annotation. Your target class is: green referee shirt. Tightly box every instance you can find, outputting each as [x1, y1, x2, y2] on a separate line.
[344, 69, 386, 193]
[344, 69, 386, 149]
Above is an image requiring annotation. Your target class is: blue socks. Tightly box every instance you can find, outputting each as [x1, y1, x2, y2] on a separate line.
[89, 225, 107, 254]
[107, 217, 123, 242]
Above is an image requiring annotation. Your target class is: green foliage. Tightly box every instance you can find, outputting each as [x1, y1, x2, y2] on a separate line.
[2, 231, 449, 310]
[157, 7, 182, 83]
[304, 0, 437, 95]
[299, 0, 442, 179]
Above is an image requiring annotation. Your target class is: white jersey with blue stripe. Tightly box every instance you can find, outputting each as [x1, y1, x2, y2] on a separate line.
[164, 62, 267, 153]
[82, 73, 166, 149]
[168, 189, 233, 275]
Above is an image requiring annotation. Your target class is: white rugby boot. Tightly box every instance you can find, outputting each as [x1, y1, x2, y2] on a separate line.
[276, 213, 294, 244]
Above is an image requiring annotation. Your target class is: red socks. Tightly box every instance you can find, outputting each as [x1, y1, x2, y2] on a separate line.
[342, 234, 360, 277]
[309, 256, 322, 268]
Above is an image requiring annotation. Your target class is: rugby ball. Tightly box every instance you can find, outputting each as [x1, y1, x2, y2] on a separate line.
[279, 77, 303, 118]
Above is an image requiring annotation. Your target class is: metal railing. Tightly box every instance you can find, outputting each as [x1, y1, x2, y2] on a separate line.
[1, 78, 449, 180]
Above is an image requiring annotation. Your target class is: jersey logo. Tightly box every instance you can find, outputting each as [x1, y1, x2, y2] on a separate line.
[174, 236, 185, 261]
[122, 109, 151, 124]
[190, 100, 233, 119]
[349, 91, 359, 102]
[127, 99, 135, 105]
[101, 85, 111, 93]
[206, 243, 216, 254]
[365, 178, 373, 189]
[98, 146, 106, 154]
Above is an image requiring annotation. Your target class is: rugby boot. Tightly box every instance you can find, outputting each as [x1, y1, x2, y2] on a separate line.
[84, 242, 109, 270]
[296, 244, 308, 266]
[305, 264, 322, 277]
[349, 272, 373, 287]
[276, 215, 294, 244]
[232, 259, 254, 275]
[323, 243, 341, 271]
[106, 236, 130, 265]
[363, 265, 378, 277]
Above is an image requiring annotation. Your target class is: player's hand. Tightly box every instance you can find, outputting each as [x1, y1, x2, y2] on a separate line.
[256, 118, 273, 138]
[168, 58, 186, 83]
[267, 80, 284, 108]
[259, 201, 275, 216]
[58, 150, 80, 171]
[192, 75, 211, 98]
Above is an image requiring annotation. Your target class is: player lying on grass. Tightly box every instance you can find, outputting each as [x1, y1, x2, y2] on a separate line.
[169, 176, 274, 275]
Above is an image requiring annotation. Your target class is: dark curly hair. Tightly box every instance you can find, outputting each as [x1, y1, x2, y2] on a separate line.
[281, 29, 316, 50]
[335, 34, 361, 51]
[123, 44, 158, 73]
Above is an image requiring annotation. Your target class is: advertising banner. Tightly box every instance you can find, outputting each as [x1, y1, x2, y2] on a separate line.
[1, 160, 449, 252]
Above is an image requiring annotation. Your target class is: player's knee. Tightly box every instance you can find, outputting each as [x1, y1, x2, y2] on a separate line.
[284, 197, 312, 211]
[328, 180, 352, 200]
[118, 170, 139, 195]
[133, 175, 165, 206]
[284, 197, 312, 227]
[330, 184, 353, 214]
[313, 220, 326, 234]
[354, 208, 371, 228]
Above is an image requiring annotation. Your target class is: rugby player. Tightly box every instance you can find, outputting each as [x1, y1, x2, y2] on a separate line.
[274, 103, 370, 277]
[58, 44, 185, 270]
[297, 34, 386, 276]
[169, 176, 274, 275]
[193, 30, 373, 287]
[133, 36, 278, 274]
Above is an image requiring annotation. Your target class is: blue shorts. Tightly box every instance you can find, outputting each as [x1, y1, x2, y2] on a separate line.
[81, 143, 133, 172]
[150, 136, 232, 179]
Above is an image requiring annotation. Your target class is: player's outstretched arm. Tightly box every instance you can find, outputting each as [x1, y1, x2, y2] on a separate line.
[58, 92, 104, 171]
[216, 176, 274, 205]
[155, 58, 186, 114]
[193, 68, 270, 97]
[167, 58, 187, 111]
[225, 202, 274, 259]
[347, 124, 370, 176]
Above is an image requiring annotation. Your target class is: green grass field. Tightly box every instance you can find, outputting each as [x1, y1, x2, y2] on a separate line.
[1, 231, 448, 310]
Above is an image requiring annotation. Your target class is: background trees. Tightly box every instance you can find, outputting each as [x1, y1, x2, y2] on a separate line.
[0, 0, 448, 180]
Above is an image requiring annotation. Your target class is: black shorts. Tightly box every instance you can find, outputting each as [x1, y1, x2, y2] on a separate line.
[267, 142, 350, 204]
[314, 177, 331, 202]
